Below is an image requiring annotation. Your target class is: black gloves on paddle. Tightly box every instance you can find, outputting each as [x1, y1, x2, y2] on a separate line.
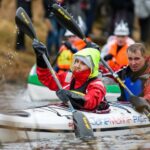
[129, 96, 150, 113]
[32, 39, 49, 68]
[97, 101, 110, 111]
[104, 54, 113, 61]
[56, 89, 86, 109]
[64, 41, 78, 53]
[86, 42, 100, 50]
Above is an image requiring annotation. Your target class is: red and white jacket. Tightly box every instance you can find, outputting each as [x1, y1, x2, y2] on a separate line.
[37, 67, 106, 110]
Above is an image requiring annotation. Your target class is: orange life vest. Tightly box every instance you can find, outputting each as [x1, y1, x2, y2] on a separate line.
[108, 42, 129, 71]
[72, 38, 87, 50]
[57, 38, 90, 70]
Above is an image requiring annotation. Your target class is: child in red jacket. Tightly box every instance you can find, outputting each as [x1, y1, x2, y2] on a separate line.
[32, 39, 109, 111]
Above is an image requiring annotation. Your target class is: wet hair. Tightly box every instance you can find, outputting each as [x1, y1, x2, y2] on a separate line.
[127, 43, 146, 56]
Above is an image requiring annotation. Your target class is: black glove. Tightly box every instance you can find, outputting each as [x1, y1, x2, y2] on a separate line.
[32, 39, 49, 68]
[104, 54, 113, 61]
[129, 96, 150, 113]
[86, 42, 100, 50]
[97, 101, 110, 111]
[64, 41, 78, 53]
[56, 89, 85, 109]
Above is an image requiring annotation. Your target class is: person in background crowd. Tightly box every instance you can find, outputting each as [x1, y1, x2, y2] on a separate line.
[108, 0, 134, 37]
[116, 43, 150, 102]
[103, 20, 135, 71]
[133, 0, 150, 44]
[15, 0, 32, 51]
[79, 0, 96, 36]
[42, 0, 66, 55]
[0, 0, 2, 7]
[32, 39, 109, 112]
[65, 0, 86, 22]
[116, 43, 150, 112]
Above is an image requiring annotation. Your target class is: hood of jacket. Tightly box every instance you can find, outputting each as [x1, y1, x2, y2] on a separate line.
[73, 48, 100, 78]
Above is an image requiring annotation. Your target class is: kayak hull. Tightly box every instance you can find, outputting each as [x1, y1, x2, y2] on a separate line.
[27, 65, 121, 101]
[27, 83, 120, 101]
[0, 103, 149, 143]
[27, 84, 58, 101]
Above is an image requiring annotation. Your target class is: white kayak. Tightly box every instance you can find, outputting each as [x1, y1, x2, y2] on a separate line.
[27, 65, 121, 101]
[0, 102, 149, 143]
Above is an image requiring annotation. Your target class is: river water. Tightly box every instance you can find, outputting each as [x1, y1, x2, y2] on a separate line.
[0, 83, 149, 150]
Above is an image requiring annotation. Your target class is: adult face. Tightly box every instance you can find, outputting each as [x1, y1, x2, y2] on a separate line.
[116, 36, 127, 46]
[127, 50, 145, 72]
[72, 59, 89, 72]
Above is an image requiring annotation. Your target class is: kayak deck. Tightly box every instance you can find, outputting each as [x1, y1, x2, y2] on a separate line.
[0, 103, 149, 143]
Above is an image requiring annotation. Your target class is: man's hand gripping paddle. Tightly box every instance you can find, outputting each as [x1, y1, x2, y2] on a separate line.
[100, 60, 150, 121]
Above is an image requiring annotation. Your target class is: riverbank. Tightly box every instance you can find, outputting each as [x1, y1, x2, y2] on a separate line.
[0, 0, 46, 83]
[0, 19, 38, 83]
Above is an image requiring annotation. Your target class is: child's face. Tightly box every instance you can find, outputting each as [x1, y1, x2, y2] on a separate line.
[72, 59, 89, 72]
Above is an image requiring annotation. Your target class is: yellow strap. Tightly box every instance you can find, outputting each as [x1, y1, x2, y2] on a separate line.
[70, 90, 85, 96]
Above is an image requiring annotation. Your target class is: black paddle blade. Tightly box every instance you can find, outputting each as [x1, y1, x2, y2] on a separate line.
[52, 4, 85, 40]
[3, 110, 30, 117]
[130, 96, 150, 112]
[15, 7, 37, 40]
[73, 111, 94, 140]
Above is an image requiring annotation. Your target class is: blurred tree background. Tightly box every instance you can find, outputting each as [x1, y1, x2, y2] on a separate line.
[0, 0, 46, 83]
[0, 0, 149, 83]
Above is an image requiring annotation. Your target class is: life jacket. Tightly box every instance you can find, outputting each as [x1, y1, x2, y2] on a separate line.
[69, 77, 97, 93]
[57, 45, 73, 70]
[123, 73, 150, 101]
[108, 43, 129, 70]
[123, 77, 143, 101]
[69, 77, 109, 112]
[118, 62, 150, 101]
[57, 38, 89, 70]
[72, 38, 87, 50]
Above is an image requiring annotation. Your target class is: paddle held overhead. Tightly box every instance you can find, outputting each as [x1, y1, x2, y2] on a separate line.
[15, 7, 94, 139]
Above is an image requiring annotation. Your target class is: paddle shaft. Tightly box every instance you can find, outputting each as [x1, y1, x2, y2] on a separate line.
[101, 58, 133, 95]
[15, 7, 75, 112]
[43, 47, 94, 139]
[52, 50, 61, 66]
[15, 7, 94, 139]
[42, 53, 75, 112]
